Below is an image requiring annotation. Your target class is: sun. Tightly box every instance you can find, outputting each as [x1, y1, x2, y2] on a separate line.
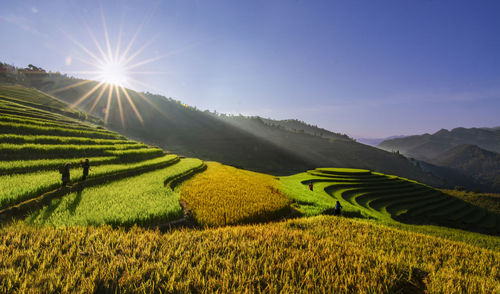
[97, 60, 128, 86]
[53, 7, 176, 127]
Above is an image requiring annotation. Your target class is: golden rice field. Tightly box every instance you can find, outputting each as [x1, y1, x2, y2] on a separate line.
[0, 216, 498, 293]
[180, 162, 291, 226]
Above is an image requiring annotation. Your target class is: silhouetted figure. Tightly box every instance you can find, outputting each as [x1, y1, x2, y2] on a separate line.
[309, 181, 313, 191]
[81, 159, 90, 180]
[334, 201, 342, 216]
[59, 163, 71, 186]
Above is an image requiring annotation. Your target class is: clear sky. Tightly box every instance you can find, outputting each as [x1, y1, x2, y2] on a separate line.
[1, 0, 499, 138]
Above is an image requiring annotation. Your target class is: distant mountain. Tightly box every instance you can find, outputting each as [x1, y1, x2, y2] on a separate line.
[357, 135, 406, 147]
[378, 127, 500, 192]
[481, 126, 500, 131]
[0, 62, 444, 186]
[433, 144, 500, 191]
[378, 127, 500, 161]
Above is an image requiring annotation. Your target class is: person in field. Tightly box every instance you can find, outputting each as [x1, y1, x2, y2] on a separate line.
[334, 201, 343, 216]
[309, 181, 313, 191]
[81, 159, 90, 180]
[59, 163, 71, 186]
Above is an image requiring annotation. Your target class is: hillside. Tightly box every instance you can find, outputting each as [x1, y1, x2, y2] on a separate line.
[357, 135, 407, 146]
[379, 127, 500, 191]
[434, 144, 500, 190]
[379, 127, 500, 160]
[280, 167, 500, 235]
[0, 63, 444, 186]
[259, 117, 350, 140]
[0, 85, 208, 227]
[212, 114, 443, 185]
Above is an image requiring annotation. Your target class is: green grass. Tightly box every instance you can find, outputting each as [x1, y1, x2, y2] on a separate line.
[27, 158, 203, 226]
[0, 154, 178, 209]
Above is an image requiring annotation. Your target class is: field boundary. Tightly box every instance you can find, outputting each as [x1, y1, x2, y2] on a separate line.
[144, 162, 207, 231]
[0, 156, 180, 223]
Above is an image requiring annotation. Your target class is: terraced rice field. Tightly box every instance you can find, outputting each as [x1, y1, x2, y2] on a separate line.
[28, 158, 204, 227]
[0, 87, 205, 226]
[281, 168, 500, 234]
[0, 154, 179, 209]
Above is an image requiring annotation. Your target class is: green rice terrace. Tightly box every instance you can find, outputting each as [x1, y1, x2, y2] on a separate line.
[0, 85, 205, 226]
[280, 167, 500, 234]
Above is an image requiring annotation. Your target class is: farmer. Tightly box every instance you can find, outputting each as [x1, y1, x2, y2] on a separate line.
[309, 181, 313, 191]
[59, 163, 71, 186]
[334, 201, 343, 216]
[81, 158, 90, 180]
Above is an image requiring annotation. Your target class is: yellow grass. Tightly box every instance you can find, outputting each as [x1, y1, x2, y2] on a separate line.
[180, 162, 291, 226]
[0, 216, 498, 293]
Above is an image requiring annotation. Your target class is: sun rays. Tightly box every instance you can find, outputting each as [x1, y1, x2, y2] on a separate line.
[51, 7, 166, 127]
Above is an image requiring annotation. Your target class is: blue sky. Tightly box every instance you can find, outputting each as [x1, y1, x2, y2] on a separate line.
[1, 0, 499, 138]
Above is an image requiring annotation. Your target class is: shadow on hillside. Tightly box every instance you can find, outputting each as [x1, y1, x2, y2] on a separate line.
[68, 189, 83, 215]
[322, 208, 367, 219]
[29, 185, 85, 223]
[393, 200, 500, 236]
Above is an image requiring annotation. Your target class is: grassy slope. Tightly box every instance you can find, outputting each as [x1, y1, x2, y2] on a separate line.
[1, 216, 498, 293]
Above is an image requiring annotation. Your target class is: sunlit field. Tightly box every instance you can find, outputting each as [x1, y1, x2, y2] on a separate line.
[181, 162, 291, 226]
[27, 158, 203, 227]
[1, 216, 498, 293]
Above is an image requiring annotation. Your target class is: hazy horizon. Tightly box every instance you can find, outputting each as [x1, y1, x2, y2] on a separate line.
[1, 0, 499, 138]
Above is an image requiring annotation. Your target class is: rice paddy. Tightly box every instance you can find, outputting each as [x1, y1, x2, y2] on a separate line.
[181, 162, 291, 226]
[1, 216, 499, 293]
[0, 88, 196, 219]
[1, 84, 499, 293]
[27, 158, 204, 227]
[280, 167, 500, 234]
